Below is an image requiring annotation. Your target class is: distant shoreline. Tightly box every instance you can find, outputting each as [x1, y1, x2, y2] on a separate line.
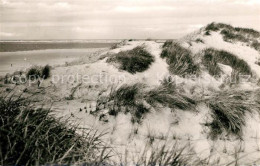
[0, 42, 118, 52]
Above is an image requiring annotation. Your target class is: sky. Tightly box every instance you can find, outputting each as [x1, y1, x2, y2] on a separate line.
[0, 0, 259, 40]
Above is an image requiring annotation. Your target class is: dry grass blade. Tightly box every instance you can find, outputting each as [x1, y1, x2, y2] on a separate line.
[161, 42, 199, 76]
[206, 89, 258, 139]
[0, 92, 111, 165]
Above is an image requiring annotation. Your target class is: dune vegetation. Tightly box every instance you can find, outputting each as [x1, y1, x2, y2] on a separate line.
[26, 65, 51, 80]
[201, 48, 252, 77]
[206, 89, 260, 140]
[161, 42, 199, 76]
[0, 93, 110, 165]
[96, 78, 197, 124]
[205, 22, 260, 51]
[107, 46, 154, 74]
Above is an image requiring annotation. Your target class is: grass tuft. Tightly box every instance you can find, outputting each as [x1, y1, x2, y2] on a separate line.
[97, 79, 197, 124]
[201, 48, 251, 77]
[161, 42, 199, 76]
[0, 94, 110, 165]
[107, 46, 154, 74]
[145, 77, 197, 110]
[206, 90, 256, 139]
[97, 84, 149, 124]
[41, 65, 51, 79]
[220, 29, 248, 42]
[251, 40, 260, 51]
[162, 40, 173, 49]
[195, 38, 204, 43]
[205, 22, 260, 48]
[26, 65, 51, 80]
[26, 66, 41, 80]
[134, 142, 202, 166]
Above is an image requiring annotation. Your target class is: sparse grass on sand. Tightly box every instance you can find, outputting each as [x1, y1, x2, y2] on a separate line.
[195, 38, 204, 43]
[205, 22, 260, 37]
[251, 40, 260, 51]
[220, 29, 248, 43]
[206, 89, 260, 140]
[107, 46, 154, 74]
[105, 83, 149, 124]
[0, 93, 110, 165]
[133, 142, 202, 166]
[26, 65, 51, 80]
[205, 22, 260, 47]
[161, 42, 199, 76]
[96, 79, 197, 123]
[201, 48, 252, 77]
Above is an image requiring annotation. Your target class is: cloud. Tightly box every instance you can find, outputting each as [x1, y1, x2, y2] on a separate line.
[0, 0, 259, 39]
[114, 6, 175, 13]
[0, 31, 17, 37]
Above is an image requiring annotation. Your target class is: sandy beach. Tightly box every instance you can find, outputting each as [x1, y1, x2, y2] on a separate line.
[0, 48, 108, 76]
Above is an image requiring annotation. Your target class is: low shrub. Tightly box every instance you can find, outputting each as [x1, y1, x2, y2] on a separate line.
[0, 94, 110, 165]
[107, 46, 154, 74]
[26, 66, 41, 80]
[26, 65, 51, 80]
[41, 65, 51, 79]
[161, 42, 199, 76]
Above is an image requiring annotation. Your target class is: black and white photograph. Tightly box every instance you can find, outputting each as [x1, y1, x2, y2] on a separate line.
[0, 0, 260, 165]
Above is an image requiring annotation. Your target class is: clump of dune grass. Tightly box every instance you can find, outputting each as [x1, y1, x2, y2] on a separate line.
[195, 38, 204, 43]
[26, 65, 51, 80]
[205, 22, 260, 45]
[220, 29, 248, 42]
[144, 77, 197, 110]
[201, 48, 252, 77]
[234, 27, 260, 38]
[202, 49, 222, 77]
[96, 84, 149, 124]
[251, 40, 260, 51]
[107, 46, 154, 74]
[206, 90, 257, 139]
[162, 40, 173, 49]
[204, 31, 211, 36]
[161, 42, 199, 76]
[41, 65, 51, 79]
[110, 84, 150, 124]
[26, 66, 41, 80]
[205, 22, 221, 32]
[0, 94, 110, 165]
[205, 22, 233, 32]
